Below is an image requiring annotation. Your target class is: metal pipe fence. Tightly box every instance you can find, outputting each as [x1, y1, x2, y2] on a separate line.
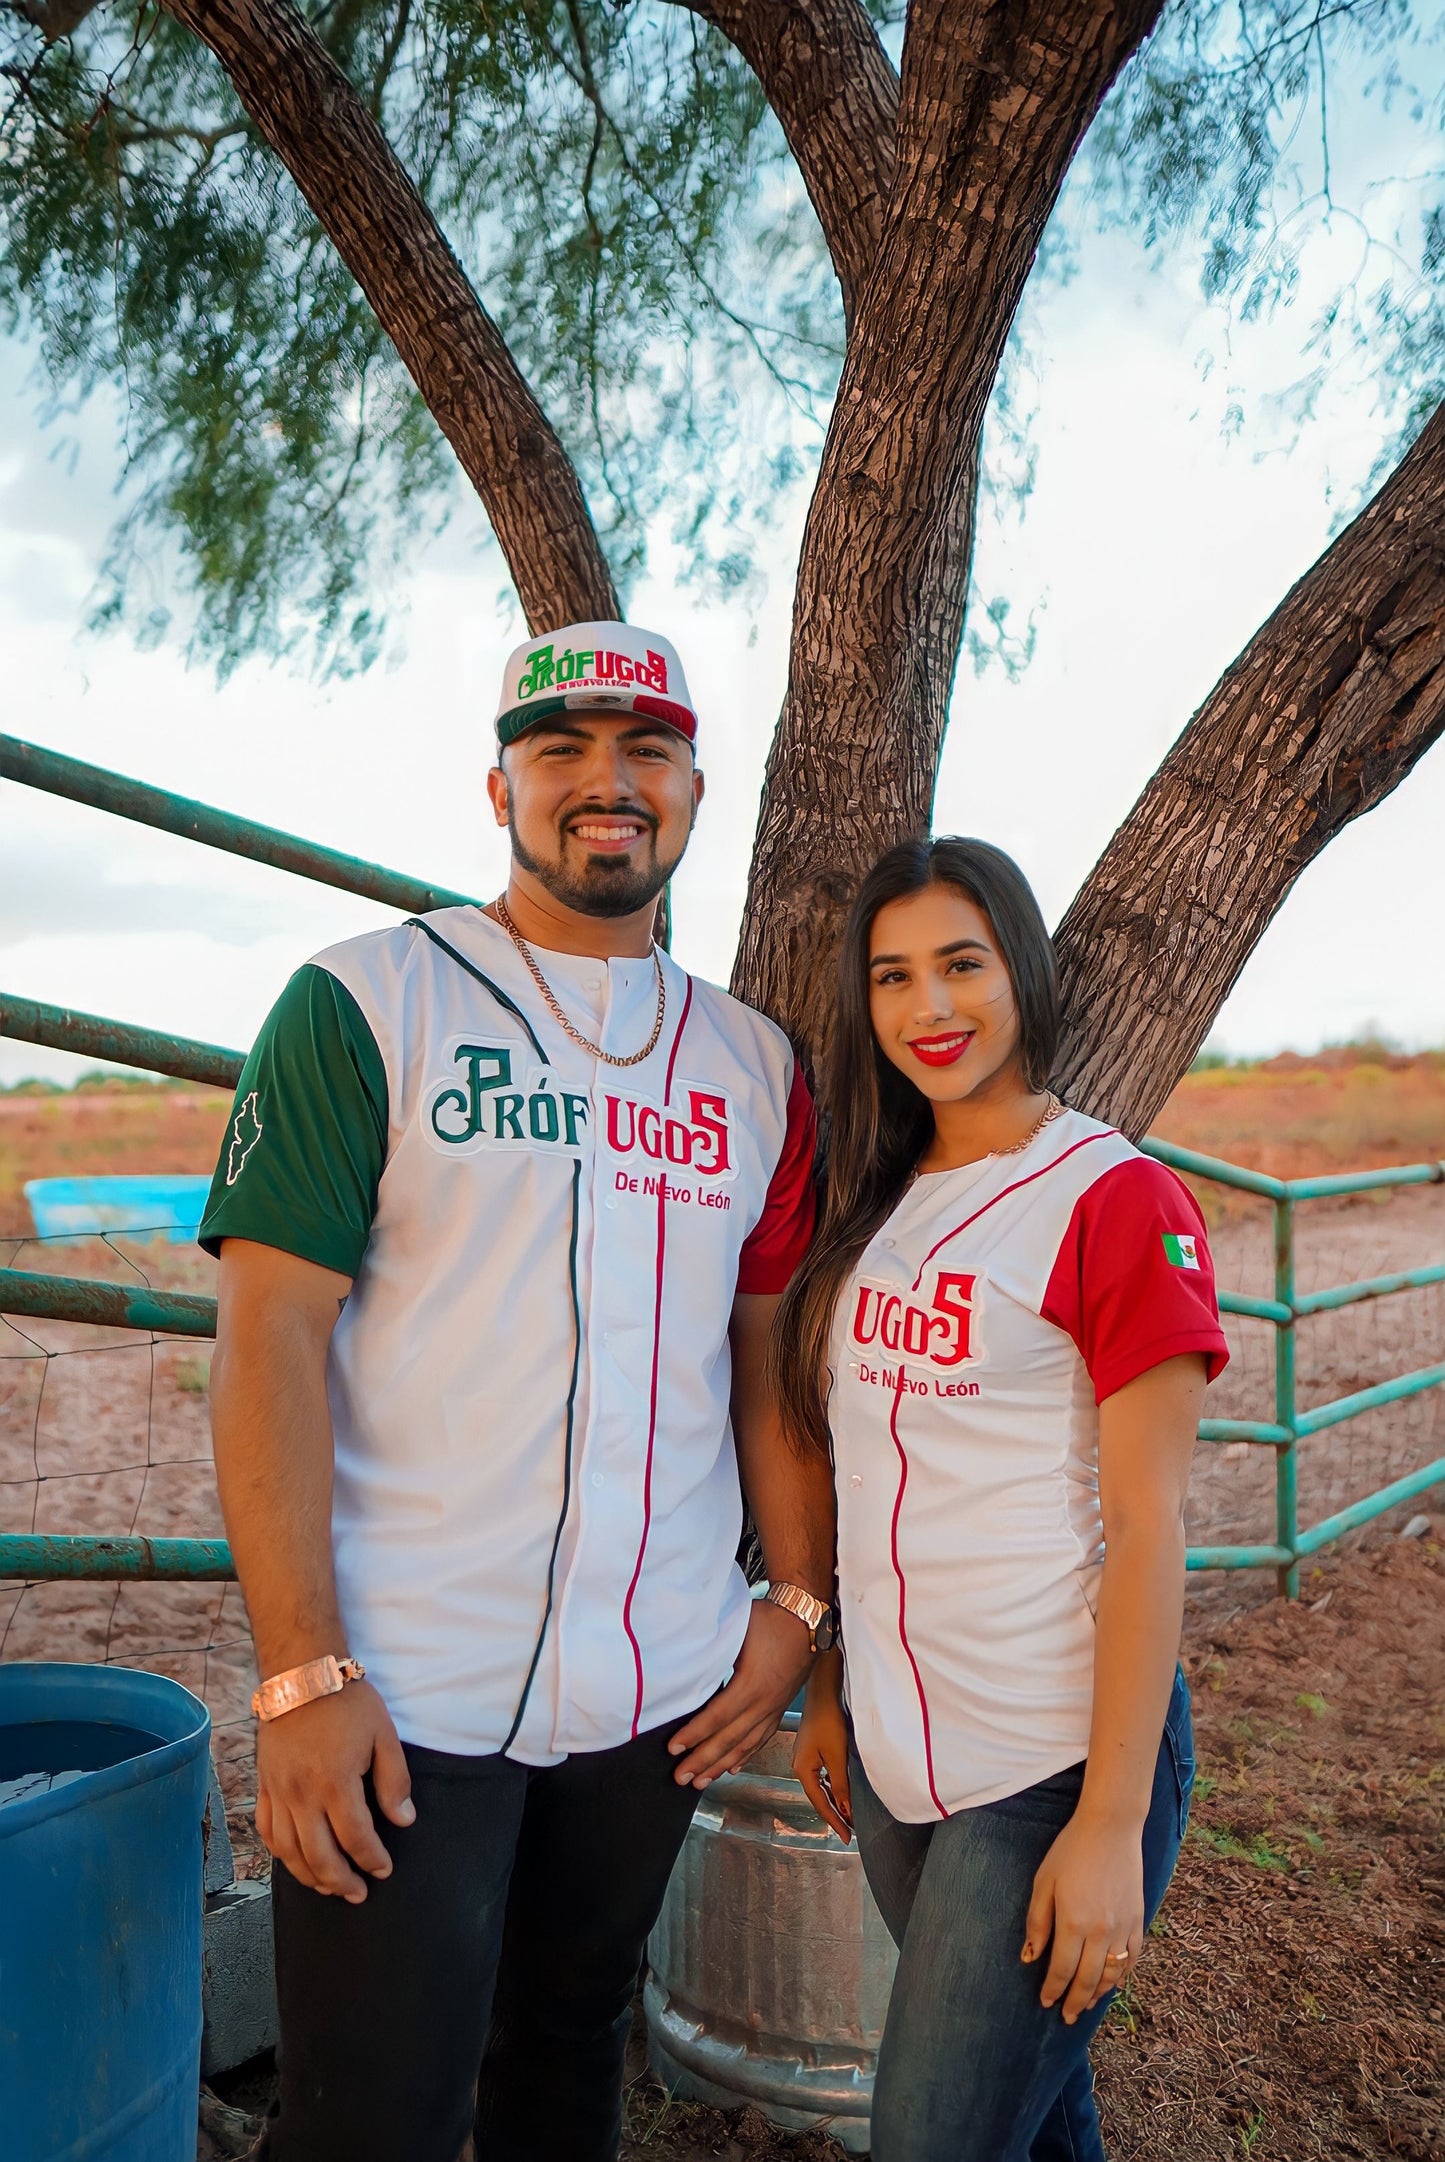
[1141, 1137, 1445, 1595]
[2, 735, 1443, 1597]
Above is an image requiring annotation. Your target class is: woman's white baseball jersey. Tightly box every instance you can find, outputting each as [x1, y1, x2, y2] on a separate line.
[830, 1107, 1227, 1823]
[200, 907, 814, 1762]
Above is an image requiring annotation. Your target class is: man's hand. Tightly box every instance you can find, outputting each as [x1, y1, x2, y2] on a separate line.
[255, 1680, 415, 1902]
[667, 1600, 813, 1787]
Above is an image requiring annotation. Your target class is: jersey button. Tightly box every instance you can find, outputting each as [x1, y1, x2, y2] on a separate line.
[882, 1238, 896, 1249]
[849, 1475, 862, 1488]
[591, 1472, 605, 1489]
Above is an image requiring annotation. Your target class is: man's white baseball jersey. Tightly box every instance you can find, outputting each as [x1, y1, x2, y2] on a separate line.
[830, 1108, 1227, 1823]
[200, 907, 815, 1762]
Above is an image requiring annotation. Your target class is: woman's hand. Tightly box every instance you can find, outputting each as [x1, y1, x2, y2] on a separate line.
[793, 1649, 853, 1842]
[1022, 1808, 1145, 2022]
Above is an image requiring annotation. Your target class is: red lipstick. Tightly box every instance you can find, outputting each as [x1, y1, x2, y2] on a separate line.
[908, 1031, 975, 1068]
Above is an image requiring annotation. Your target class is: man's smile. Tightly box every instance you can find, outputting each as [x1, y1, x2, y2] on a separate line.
[565, 815, 651, 852]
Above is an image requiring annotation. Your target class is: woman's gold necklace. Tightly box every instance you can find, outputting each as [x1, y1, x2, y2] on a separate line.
[913, 1090, 1065, 1181]
[989, 1090, 1065, 1159]
[493, 895, 667, 1068]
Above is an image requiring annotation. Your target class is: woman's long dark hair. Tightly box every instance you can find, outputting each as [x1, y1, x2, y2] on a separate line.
[772, 836, 1060, 1455]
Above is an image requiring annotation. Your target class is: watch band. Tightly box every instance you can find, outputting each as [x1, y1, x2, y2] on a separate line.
[250, 1654, 366, 1724]
[764, 1581, 837, 1653]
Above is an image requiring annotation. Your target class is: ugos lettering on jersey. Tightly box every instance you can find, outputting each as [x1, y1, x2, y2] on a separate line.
[426, 1039, 589, 1154]
[848, 1267, 982, 1370]
[604, 1087, 735, 1181]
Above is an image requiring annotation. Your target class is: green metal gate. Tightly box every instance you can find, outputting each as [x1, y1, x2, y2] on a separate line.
[2, 731, 1442, 1597]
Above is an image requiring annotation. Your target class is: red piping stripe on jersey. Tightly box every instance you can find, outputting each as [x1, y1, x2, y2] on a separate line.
[887, 1364, 947, 1819]
[908, 1132, 1112, 1295]
[621, 972, 695, 1737]
[662, 973, 694, 1104]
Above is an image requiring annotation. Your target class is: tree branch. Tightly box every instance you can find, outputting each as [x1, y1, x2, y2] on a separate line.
[734, 0, 1165, 1065]
[161, 0, 617, 633]
[18, 0, 102, 41]
[1053, 402, 1445, 1135]
[672, 0, 899, 330]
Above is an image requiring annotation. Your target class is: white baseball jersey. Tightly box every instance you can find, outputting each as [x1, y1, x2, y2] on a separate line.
[831, 1108, 1227, 1823]
[201, 907, 815, 1761]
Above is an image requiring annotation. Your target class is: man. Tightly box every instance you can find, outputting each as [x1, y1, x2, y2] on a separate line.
[201, 620, 836, 2162]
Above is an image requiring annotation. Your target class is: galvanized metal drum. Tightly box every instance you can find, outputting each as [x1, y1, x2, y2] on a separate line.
[646, 1710, 897, 2154]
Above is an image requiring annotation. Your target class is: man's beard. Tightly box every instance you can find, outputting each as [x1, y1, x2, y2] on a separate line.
[508, 803, 687, 919]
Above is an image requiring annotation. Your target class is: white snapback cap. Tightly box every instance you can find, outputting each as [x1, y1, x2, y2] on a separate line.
[495, 621, 697, 748]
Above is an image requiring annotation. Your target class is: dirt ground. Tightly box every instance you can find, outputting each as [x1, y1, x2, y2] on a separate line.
[3, 1059, 1442, 2158]
[197, 1532, 1443, 2161]
[606, 1536, 1445, 2162]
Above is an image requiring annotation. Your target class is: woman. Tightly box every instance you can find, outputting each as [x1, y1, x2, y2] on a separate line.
[775, 837, 1228, 2162]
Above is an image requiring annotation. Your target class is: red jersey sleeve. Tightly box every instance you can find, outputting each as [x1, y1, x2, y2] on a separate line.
[736, 1061, 817, 1295]
[1040, 1156, 1230, 1403]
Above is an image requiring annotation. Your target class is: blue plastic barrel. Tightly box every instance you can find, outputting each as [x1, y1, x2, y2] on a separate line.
[24, 1175, 213, 1245]
[0, 1663, 211, 2161]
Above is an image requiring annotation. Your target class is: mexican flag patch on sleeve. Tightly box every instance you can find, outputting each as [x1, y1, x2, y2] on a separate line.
[1162, 1232, 1201, 1271]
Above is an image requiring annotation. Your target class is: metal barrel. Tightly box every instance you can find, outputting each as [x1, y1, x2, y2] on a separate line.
[646, 1712, 896, 2154]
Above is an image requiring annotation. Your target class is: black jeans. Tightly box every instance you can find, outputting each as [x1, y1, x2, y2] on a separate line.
[260, 1720, 701, 2162]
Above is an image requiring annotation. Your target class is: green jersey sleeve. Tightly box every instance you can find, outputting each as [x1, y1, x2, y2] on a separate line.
[198, 964, 389, 1277]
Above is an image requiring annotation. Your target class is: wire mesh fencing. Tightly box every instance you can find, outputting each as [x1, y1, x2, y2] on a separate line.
[2, 1179, 1442, 1859]
[0, 1225, 260, 1868]
[1185, 1182, 1445, 1567]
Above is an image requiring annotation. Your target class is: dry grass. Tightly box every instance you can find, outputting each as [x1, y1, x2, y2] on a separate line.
[1153, 1047, 1445, 1191]
[0, 1080, 230, 1239]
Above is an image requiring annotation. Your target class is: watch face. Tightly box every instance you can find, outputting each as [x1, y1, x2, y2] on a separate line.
[814, 1610, 838, 1654]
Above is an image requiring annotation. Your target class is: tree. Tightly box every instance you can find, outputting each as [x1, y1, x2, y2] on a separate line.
[3, 0, 1443, 1129]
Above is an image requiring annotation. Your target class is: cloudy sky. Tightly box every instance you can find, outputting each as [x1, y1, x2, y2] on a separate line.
[2, 69, 1442, 1090]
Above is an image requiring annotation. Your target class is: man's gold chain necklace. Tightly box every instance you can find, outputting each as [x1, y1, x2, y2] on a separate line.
[493, 896, 667, 1068]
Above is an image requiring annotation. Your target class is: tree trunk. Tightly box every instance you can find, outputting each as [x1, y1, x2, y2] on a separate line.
[1052, 401, 1445, 1135]
[732, 0, 1164, 1072]
[162, 0, 617, 634]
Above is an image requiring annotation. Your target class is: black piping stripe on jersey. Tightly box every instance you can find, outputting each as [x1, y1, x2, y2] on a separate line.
[501, 1154, 584, 1753]
[405, 915, 548, 1062]
[407, 911, 581, 1753]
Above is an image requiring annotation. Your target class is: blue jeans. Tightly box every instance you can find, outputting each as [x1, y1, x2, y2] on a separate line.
[853, 1668, 1194, 2162]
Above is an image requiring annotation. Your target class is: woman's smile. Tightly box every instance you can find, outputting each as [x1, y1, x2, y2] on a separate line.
[906, 1029, 976, 1068]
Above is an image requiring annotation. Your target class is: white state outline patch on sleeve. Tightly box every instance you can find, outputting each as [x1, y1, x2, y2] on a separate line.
[226, 1091, 264, 1186]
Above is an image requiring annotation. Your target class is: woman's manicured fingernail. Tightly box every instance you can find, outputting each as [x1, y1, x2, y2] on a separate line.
[397, 1799, 416, 1824]
[1021, 1943, 1033, 1962]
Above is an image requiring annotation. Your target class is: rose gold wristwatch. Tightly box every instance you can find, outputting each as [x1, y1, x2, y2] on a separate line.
[764, 1582, 838, 1653]
[251, 1654, 366, 1724]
